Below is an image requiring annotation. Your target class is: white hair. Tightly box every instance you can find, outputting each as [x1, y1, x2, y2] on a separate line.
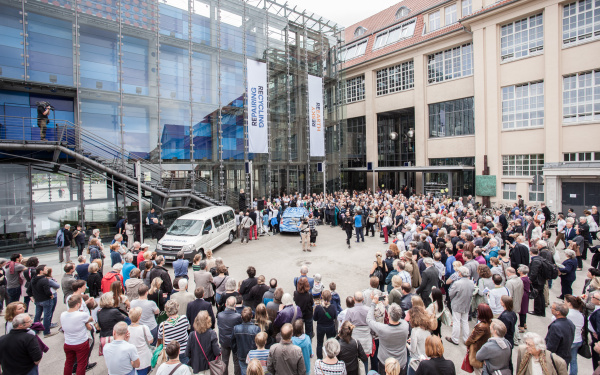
[113, 263, 123, 271]
[564, 249, 576, 259]
[323, 338, 340, 359]
[281, 293, 294, 306]
[178, 278, 188, 289]
[423, 257, 434, 266]
[458, 266, 470, 278]
[523, 332, 546, 351]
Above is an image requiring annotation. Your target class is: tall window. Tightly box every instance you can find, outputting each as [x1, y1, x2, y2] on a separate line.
[446, 4, 458, 25]
[500, 13, 544, 61]
[502, 154, 545, 176]
[429, 97, 475, 138]
[344, 117, 366, 167]
[501, 81, 544, 129]
[563, 70, 600, 123]
[429, 11, 441, 32]
[503, 183, 517, 200]
[427, 43, 473, 83]
[462, 0, 472, 16]
[344, 75, 365, 103]
[563, 0, 600, 45]
[341, 41, 367, 61]
[564, 152, 600, 161]
[376, 60, 414, 96]
[373, 21, 416, 50]
[529, 184, 544, 201]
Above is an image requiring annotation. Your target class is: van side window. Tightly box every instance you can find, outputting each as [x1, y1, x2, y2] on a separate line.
[213, 215, 225, 228]
[223, 210, 234, 223]
[203, 220, 213, 233]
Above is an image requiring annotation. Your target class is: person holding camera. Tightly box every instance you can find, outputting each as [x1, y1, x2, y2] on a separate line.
[37, 102, 51, 141]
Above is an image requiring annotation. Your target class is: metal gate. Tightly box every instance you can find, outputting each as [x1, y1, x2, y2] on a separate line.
[562, 182, 600, 216]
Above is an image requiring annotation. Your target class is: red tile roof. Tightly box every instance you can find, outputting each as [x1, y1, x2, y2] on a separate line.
[342, 1, 464, 70]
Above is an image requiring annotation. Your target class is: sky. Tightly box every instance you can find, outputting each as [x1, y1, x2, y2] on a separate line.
[284, 0, 403, 27]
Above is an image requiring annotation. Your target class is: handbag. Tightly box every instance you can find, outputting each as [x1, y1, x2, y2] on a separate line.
[195, 332, 226, 375]
[461, 349, 474, 373]
[151, 323, 168, 368]
[579, 311, 593, 359]
[440, 307, 452, 326]
[155, 293, 168, 324]
[142, 325, 156, 352]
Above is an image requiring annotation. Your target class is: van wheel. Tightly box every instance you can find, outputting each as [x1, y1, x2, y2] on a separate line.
[227, 231, 234, 244]
[198, 249, 205, 258]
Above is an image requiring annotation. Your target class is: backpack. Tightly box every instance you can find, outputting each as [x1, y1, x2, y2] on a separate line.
[542, 258, 559, 280]
[371, 266, 385, 285]
[101, 271, 122, 293]
[55, 229, 64, 248]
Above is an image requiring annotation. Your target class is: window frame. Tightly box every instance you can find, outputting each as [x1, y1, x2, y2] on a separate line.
[344, 75, 366, 103]
[376, 60, 415, 96]
[562, 0, 600, 46]
[354, 26, 366, 38]
[427, 43, 473, 84]
[446, 4, 458, 25]
[562, 69, 600, 124]
[501, 81, 545, 130]
[502, 154, 545, 177]
[529, 183, 544, 202]
[428, 97, 475, 138]
[341, 40, 368, 61]
[500, 13, 544, 62]
[396, 6, 410, 19]
[429, 11, 441, 32]
[372, 20, 416, 51]
[503, 183, 517, 200]
[462, 0, 472, 17]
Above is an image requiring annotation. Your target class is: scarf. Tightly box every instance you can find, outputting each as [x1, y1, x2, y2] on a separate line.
[166, 315, 180, 326]
[517, 350, 552, 375]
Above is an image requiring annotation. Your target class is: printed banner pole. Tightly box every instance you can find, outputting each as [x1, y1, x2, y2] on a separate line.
[308, 75, 324, 157]
[247, 59, 268, 154]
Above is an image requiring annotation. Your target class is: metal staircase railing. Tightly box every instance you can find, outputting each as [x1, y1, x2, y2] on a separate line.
[0, 115, 239, 208]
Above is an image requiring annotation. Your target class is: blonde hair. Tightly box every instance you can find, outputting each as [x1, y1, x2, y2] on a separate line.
[193, 310, 212, 334]
[375, 252, 383, 267]
[88, 262, 99, 273]
[164, 300, 179, 316]
[129, 307, 142, 323]
[247, 359, 264, 375]
[205, 249, 213, 259]
[150, 277, 163, 294]
[385, 358, 401, 375]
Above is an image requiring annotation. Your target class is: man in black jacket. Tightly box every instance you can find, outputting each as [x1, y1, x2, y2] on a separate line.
[239, 266, 257, 307]
[541, 203, 552, 230]
[186, 286, 215, 329]
[528, 248, 547, 317]
[239, 189, 246, 212]
[0, 313, 43, 374]
[509, 236, 530, 269]
[217, 296, 243, 375]
[545, 302, 575, 365]
[29, 265, 58, 337]
[248, 275, 270, 310]
[149, 256, 173, 297]
[416, 258, 438, 306]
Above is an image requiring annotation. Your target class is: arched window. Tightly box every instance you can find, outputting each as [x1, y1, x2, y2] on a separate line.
[396, 6, 410, 19]
[354, 26, 367, 38]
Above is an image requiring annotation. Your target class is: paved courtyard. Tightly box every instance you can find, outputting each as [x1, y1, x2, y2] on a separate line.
[8, 224, 594, 374]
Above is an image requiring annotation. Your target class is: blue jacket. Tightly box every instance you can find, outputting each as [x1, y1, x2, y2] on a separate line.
[216, 309, 242, 348]
[231, 322, 260, 359]
[560, 258, 578, 283]
[173, 259, 189, 278]
[445, 255, 456, 278]
[331, 291, 342, 313]
[545, 317, 575, 365]
[110, 251, 122, 267]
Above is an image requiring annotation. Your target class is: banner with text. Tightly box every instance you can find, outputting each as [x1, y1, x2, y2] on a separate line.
[247, 59, 268, 154]
[308, 74, 324, 157]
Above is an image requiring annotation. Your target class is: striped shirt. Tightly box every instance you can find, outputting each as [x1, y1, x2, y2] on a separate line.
[157, 315, 190, 352]
[314, 359, 347, 375]
[308, 219, 317, 231]
[246, 349, 270, 373]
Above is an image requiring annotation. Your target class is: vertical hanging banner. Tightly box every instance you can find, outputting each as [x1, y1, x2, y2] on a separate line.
[308, 75, 324, 157]
[247, 59, 268, 154]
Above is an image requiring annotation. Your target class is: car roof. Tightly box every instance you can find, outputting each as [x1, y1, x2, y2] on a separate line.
[176, 205, 234, 220]
[282, 207, 309, 218]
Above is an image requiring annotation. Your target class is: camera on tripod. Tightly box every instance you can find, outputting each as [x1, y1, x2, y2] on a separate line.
[36, 101, 55, 110]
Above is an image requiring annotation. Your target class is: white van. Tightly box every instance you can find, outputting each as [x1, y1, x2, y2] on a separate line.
[156, 206, 236, 261]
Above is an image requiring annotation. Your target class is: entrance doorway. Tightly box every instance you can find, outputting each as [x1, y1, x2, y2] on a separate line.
[562, 182, 600, 216]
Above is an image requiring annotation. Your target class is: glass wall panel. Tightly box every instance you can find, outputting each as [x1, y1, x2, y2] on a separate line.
[221, 58, 244, 106]
[221, 108, 244, 160]
[191, 52, 212, 104]
[80, 97, 120, 150]
[122, 101, 152, 158]
[159, 0, 189, 39]
[0, 4, 25, 80]
[27, 13, 74, 86]
[160, 44, 190, 101]
[220, 9, 243, 54]
[160, 100, 190, 160]
[192, 105, 214, 160]
[122, 35, 150, 95]
[192, 0, 211, 45]
[0, 165, 31, 250]
[79, 25, 118, 92]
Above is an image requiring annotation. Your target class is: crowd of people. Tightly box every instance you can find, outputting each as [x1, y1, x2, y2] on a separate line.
[0, 188, 599, 375]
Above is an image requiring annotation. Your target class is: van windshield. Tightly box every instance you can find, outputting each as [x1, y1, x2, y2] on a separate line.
[166, 219, 204, 236]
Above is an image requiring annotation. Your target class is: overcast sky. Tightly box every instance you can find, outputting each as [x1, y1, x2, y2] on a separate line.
[284, 0, 403, 27]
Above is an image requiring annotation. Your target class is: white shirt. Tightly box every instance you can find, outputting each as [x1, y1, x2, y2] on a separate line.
[131, 299, 160, 330]
[156, 363, 193, 375]
[128, 324, 153, 369]
[557, 219, 566, 233]
[488, 286, 510, 316]
[60, 310, 90, 345]
[559, 309, 584, 344]
[103, 340, 140, 375]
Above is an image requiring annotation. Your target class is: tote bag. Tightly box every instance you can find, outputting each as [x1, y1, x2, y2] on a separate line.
[195, 332, 226, 375]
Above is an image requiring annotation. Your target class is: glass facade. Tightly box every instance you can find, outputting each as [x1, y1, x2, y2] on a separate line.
[427, 157, 475, 197]
[0, 0, 343, 252]
[428, 97, 474, 138]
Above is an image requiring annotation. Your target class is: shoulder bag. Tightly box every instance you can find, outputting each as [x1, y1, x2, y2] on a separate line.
[579, 311, 593, 359]
[195, 331, 226, 375]
[151, 323, 168, 368]
[155, 293, 168, 324]
[167, 363, 183, 375]
[142, 325, 156, 352]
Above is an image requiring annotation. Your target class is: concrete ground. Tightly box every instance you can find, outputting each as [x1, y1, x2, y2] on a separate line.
[7, 224, 594, 375]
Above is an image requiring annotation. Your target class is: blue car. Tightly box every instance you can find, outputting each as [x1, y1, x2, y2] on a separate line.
[279, 207, 309, 233]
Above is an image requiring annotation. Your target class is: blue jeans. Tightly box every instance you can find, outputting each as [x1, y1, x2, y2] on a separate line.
[570, 341, 582, 375]
[304, 318, 314, 339]
[25, 365, 39, 375]
[316, 325, 336, 359]
[355, 227, 364, 242]
[7, 287, 21, 303]
[136, 367, 151, 375]
[239, 360, 248, 375]
[34, 299, 53, 335]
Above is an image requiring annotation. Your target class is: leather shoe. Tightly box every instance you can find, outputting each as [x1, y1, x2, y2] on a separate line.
[445, 336, 458, 345]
